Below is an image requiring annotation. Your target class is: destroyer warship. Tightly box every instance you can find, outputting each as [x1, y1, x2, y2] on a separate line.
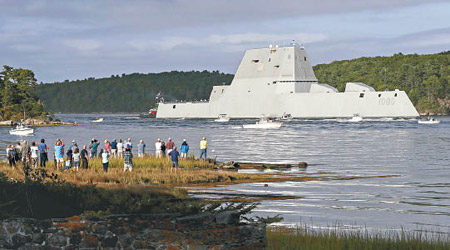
[156, 43, 419, 119]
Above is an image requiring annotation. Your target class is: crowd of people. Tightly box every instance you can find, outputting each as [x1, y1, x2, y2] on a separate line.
[5, 137, 208, 174]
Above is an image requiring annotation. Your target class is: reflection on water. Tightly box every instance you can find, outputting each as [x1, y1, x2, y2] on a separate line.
[0, 114, 449, 233]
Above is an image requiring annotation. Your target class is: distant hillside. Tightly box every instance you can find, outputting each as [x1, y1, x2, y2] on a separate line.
[37, 52, 450, 114]
[37, 71, 233, 113]
[313, 51, 450, 114]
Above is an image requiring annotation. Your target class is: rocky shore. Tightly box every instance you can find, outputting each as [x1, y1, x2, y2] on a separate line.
[0, 213, 266, 249]
[0, 118, 78, 127]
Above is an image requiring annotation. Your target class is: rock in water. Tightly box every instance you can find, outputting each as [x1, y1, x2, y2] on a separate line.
[298, 162, 308, 168]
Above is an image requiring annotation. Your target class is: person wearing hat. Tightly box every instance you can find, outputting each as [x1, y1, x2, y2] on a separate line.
[69, 140, 78, 152]
[199, 137, 207, 160]
[155, 138, 162, 158]
[137, 140, 146, 157]
[180, 139, 189, 159]
[123, 145, 133, 172]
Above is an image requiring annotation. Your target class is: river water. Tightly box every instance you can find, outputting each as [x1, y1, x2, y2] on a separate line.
[1, 114, 449, 234]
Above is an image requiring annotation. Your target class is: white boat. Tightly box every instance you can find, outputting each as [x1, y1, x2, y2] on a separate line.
[93, 118, 104, 123]
[214, 114, 230, 122]
[349, 114, 363, 122]
[279, 113, 293, 121]
[9, 124, 34, 136]
[156, 43, 419, 119]
[243, 117, 282, 129]
[418, 117, 440, 124]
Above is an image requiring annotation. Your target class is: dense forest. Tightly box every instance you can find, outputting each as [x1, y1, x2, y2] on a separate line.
[37, 51, 450, 114]
[37, 71, 233, 113]
[314, 51, 450, 114]
[0, 65, 47, 120]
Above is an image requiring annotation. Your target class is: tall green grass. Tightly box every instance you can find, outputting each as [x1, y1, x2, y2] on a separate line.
[267, 226, 449, 250]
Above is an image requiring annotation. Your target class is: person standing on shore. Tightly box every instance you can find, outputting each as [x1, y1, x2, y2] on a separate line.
[110, 139, 118, 158]
[30, 142, 39, 168]
[21, 140, 31, 166]
[101, 149, 110, 172]
[123, 146, 133, 172]
[137, 140, 146, 157]
[72, 148, 80, 171]
[117, 139, 124, 158]
[15, 142, 22, 163]
[80, 145, 89, 169]
[166, 138, 174, 157]
[90, 138, 99, 158]
[199, 137, 207, 160]
[54, 139, 65, 170]
[169, 146, 180, 174]
[66, 147, 73, 167]
[126, 138, 132, 149]
[180, 139, 189, 159]
[104, 140, 111, 153]
[155, 138, 162, 158]
[7, 145, 16, 167]
[69, 140, 78, 152]
[161, 141, 166, 156]
[38, 139, 48, 167]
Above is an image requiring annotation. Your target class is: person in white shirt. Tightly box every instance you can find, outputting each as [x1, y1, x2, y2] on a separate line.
[72, 148, 81, 171]
[101, 149, 110, 172]
[30, 142, 39, 168]
[117, 139, 124, 158]
[155, 138, 162, 158]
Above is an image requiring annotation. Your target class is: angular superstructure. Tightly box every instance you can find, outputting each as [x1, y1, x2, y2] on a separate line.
[157, 44, 419, 118]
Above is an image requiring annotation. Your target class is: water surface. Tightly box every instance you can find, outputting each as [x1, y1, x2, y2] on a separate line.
[1, 114, 449, 233]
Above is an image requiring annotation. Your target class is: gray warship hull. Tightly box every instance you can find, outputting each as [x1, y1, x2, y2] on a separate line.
[157, 45, 419, 119]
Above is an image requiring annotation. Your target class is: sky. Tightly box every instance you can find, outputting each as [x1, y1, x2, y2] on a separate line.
[1, 0, 450, 83]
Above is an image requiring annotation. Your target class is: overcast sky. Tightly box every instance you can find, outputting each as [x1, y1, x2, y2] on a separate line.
[1, 0, 450, 82]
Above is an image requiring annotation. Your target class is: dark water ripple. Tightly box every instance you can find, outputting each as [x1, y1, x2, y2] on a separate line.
[0, 114, 449, 233]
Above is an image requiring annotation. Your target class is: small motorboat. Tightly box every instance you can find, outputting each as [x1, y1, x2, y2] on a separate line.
[279, 113, 293, 121]
[418, 117, 440, 124]
[349, 114, 363, 122]
[92, 118, 104, 123]
[9, 124, 34, 136]
[243, 117, 282, 129]
[214, 114, 230, 122]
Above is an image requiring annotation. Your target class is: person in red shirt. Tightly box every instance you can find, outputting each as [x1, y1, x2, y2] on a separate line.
[166, 138, 175, 157]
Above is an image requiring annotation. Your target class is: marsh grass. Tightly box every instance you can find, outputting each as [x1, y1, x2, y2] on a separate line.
[267, 226, 449, 250]
[0, 155, 257, 187]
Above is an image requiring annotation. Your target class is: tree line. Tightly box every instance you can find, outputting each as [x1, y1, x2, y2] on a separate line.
[37, 71, 233, 113]
[31, 50, 450, 114]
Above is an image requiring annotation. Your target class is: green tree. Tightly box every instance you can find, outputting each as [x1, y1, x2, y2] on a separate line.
[0, 65, 46, 120]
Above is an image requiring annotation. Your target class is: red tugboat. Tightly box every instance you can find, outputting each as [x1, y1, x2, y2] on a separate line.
[140, 92, 163, 118]
[148, 105, 158, 118]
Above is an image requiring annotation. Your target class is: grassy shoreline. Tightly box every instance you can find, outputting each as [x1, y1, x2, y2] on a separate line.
[267, 226, 449, 250]
[0, 156, 398, 190]
[0, 156, 259, 187]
